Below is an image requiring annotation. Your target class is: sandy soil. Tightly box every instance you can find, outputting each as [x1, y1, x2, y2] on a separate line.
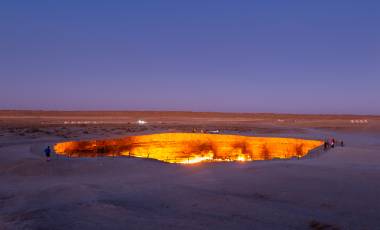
[1, 111, 380, 230]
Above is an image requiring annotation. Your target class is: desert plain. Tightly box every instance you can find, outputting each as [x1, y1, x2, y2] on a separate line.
[1, 111, 380, 230]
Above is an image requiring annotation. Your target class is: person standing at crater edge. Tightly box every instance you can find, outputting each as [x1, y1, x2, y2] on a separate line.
[331, 138, 335, 148]
[44, 146, 51, 162]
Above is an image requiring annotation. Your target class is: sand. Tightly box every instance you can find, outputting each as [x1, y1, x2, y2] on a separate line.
[1, 111, 380, 230]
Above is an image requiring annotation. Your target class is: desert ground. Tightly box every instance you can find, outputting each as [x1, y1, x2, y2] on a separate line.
[1, 111, 380, 230]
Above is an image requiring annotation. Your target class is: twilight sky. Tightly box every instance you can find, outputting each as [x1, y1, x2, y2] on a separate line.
[0, 1, 379, 114]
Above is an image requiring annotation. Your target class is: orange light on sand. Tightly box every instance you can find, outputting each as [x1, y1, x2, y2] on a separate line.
[54, 133, 323, 164]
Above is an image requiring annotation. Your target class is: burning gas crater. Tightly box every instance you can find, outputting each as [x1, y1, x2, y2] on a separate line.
[54, 133, 323, 164]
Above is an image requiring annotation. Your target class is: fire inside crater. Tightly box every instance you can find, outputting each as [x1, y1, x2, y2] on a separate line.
[54, 133, 323, 164]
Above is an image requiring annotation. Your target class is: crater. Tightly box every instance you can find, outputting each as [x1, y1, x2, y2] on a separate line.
[54, 133, 323, 164]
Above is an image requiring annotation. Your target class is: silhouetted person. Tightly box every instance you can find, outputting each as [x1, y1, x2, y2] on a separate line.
[331, 139, 335, 148]
[324, 141, 328, 151]
[45, 146, 51, 162]
[340, 140, 344, 147]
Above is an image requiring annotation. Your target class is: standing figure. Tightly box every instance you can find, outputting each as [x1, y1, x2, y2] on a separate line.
[45, 146, 51, 162]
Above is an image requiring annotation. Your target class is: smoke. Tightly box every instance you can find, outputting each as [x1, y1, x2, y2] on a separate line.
[295, 143, 304, 156]
[232, 141, 252, 156]
[186, 140, 218, 157]
[260, 144, 270, 160]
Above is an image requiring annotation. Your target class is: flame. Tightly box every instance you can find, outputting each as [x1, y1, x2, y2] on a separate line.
[54, 133, 323, 164]
[236, 155, 247, 162]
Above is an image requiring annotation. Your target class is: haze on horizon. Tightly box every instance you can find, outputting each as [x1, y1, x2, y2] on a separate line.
[0, 1, 379, 115]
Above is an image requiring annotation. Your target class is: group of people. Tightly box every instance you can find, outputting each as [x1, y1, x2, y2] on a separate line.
[323, 138, 344, 151]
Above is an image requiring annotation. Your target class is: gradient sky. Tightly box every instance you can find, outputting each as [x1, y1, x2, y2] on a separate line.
[0, 1, 379, 114]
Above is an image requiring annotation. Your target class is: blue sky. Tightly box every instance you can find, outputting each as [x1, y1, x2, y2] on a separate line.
[0, 1, 379, 114]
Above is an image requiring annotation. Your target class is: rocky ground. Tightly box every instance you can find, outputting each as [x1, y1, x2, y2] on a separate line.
[0, 111, 380, 230]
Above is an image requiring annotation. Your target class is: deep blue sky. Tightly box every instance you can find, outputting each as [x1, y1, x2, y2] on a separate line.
[1, 1, 379, 114]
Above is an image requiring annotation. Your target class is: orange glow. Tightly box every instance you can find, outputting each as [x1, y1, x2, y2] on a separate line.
[54, 133, 323, 164]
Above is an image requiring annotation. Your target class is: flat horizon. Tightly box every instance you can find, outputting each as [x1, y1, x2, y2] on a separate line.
[1, 109, 379, 117]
